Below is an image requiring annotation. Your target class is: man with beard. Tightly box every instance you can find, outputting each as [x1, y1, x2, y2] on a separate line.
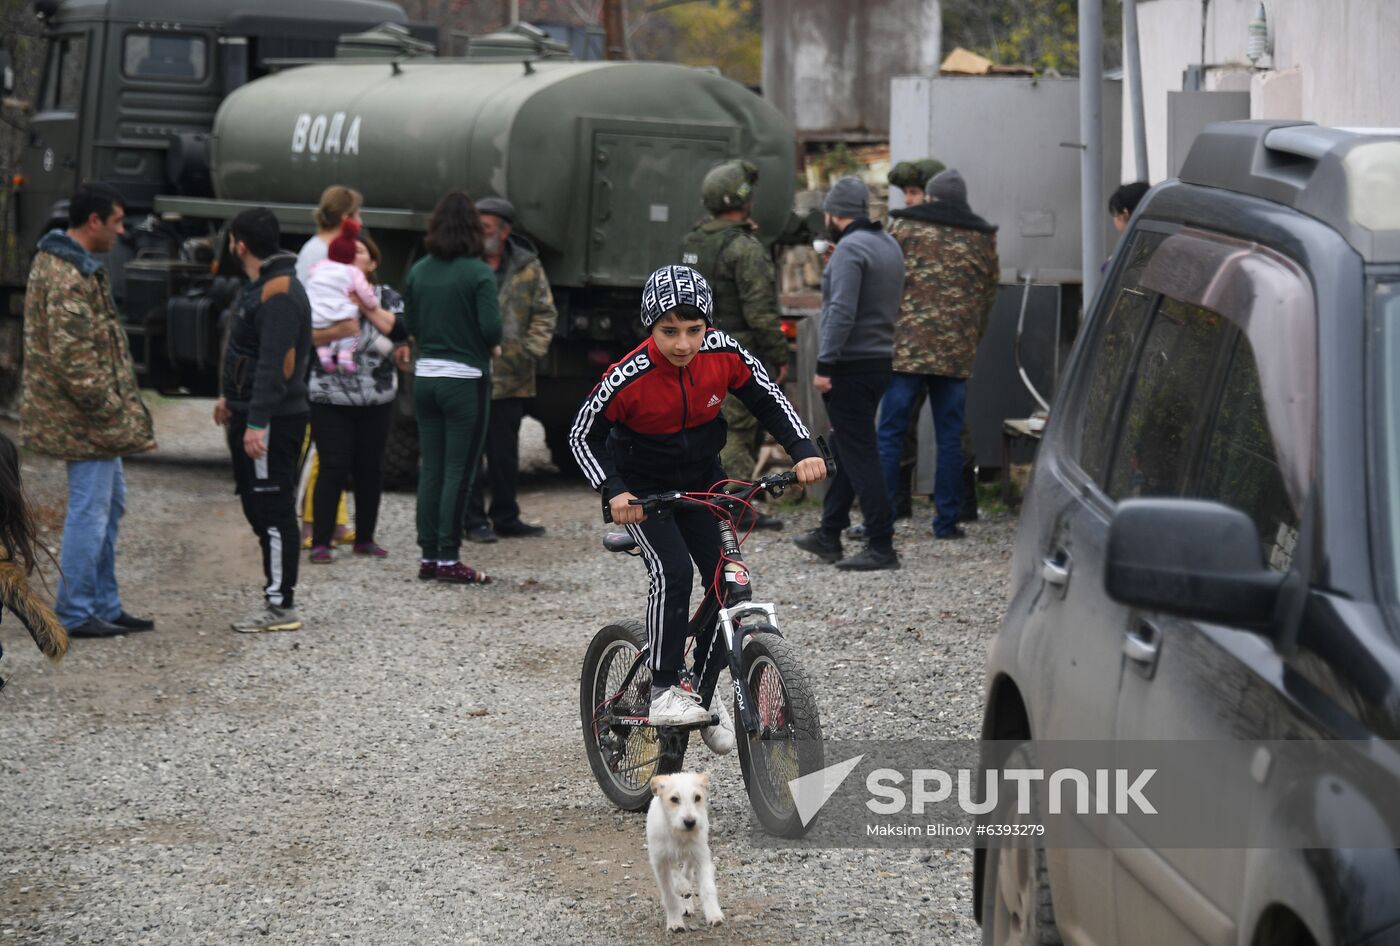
[878, 169, 999, 540]
[463, 196, 558, 542]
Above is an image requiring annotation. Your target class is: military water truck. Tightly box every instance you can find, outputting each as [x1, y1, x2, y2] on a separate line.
[158, 50, 797, 475]
[3, 0, 798, 481]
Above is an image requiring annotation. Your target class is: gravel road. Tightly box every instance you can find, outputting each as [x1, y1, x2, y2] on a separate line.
[0, 400, 1013, 945]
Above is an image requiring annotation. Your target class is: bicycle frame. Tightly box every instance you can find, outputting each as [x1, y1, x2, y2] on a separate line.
[595, 477, 797, 740]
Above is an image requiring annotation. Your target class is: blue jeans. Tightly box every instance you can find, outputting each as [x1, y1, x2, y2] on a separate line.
[55, 458, 127, 628]
[877, 372, 966, 536]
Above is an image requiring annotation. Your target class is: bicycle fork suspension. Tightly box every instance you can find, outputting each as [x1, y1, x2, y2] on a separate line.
[714, 519, 782, 737]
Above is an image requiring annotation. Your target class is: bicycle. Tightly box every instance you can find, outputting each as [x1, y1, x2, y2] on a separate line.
[579, 450, 833, 838]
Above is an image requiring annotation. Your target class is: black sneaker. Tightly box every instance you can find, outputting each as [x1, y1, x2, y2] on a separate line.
[111, 611, 155, 632]
[751, 513, 784, 531]
[494, 520, 546, 538]
[835, 546, 901, 571]
[935, 526, 968, 540]
[793, 529, 843, 563]
[67, 616, 127, 638]
[465, 525, 498, 544]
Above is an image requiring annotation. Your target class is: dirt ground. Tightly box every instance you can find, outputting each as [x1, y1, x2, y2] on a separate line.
[0, 399, 1009, 945]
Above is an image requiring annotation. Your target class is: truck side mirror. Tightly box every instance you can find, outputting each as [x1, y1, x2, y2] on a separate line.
[1105, 498, 1286, 629]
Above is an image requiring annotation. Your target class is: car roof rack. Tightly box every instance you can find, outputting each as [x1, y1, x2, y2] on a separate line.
[1178, 120, 1400, 264]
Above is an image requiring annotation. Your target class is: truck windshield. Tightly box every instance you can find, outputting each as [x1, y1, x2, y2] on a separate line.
[1379, 280, 1400, 611]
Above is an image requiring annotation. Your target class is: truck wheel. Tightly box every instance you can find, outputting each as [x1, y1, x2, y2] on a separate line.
[382, 411, 420, 492]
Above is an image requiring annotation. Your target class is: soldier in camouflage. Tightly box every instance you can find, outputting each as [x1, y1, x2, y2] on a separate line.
[464, 197, 559, 541]
[21, 183, 157, 638]
[879, 169, 999, 539]
[887, 158, 945, 209]
[680, 160, 788, 526]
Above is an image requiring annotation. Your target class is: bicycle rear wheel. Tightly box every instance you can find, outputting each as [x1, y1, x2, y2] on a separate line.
[580, 620, 662, 811]
[736, 632, 824, 838]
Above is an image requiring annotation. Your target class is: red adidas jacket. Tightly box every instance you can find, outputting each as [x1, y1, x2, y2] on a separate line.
[569, 329, 817, 502]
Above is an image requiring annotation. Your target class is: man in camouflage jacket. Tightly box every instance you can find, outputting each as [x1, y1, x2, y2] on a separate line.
[879, 169, 999, 539]
[21, 183, 157, 637]
[680, 160, 789, 502]
[465, 197, 558, 540]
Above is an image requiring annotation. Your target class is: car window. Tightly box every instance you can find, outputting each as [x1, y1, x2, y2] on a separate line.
[123, 33, 208, 81]
[1074, 232, 1163, 484]
[39, 35, 86, 112]
[1106, 298, 1228, 500]
[1198, 337, 1300, 570]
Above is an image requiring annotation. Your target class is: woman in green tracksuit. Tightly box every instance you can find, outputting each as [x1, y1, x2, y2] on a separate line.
[404, 192, 502, 584]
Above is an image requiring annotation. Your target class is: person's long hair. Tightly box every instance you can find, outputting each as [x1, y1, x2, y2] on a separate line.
[358, 233, 383, 285]
[0, 432, 49, 576]
[423, 191, 484, 261]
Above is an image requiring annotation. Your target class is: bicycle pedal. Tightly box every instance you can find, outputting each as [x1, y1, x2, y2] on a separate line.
[655, 713, 721, 732]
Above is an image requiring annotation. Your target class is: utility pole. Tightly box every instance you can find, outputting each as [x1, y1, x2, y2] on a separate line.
[602, 0, 627, 60]
[1079, 0, 1104, 306]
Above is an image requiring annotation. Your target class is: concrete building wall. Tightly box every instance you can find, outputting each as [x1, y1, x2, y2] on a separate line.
[1126, 0, 1400, 182]
[762, 0, 941, 139]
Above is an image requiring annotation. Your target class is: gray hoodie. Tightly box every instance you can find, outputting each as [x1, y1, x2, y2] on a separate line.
[816, 220, 905, 375]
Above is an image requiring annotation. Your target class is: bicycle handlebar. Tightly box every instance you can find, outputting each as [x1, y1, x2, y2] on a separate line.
[601, 437, 836, 523]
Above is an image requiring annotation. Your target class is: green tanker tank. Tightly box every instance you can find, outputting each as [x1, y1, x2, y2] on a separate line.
[166, 53, 797, 471]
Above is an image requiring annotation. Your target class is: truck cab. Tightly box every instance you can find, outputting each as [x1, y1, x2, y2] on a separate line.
[7, 0, 433, 391]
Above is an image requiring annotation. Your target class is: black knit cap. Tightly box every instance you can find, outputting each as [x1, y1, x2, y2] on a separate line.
[475, 196, 515, 227]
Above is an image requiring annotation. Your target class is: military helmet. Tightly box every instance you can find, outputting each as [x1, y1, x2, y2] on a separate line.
[702, 160, 759, 214]
[641, 265, 714, 328]
[888, 158, 947, 190]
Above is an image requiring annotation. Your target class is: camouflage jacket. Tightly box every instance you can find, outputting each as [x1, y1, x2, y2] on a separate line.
[888, 204, 999, 378]
[20, 230, 155, 460]
[490, 235, 557, 400]
[679, 218, 788, 369]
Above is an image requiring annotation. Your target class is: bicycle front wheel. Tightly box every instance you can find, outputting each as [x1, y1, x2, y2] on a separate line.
[736, 632, 824, 838]
[580, 620, 660, 811]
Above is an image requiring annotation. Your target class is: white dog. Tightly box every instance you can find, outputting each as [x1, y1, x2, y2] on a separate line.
[647, 772, 724, 931]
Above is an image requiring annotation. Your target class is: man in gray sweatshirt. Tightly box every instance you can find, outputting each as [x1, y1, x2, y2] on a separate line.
[793, 176, 906, 570]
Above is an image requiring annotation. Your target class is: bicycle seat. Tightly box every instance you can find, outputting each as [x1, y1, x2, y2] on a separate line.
[602, 531, 639, 554]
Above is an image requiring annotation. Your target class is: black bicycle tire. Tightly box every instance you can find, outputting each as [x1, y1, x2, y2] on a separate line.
[736, 632, 824, 838]
[580, 620, 666, 812]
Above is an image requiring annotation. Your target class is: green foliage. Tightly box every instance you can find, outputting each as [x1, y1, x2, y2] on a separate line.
[644, 0, 761, 85]
[942, 0, 1123, 76]
[811, 143, 859, 184]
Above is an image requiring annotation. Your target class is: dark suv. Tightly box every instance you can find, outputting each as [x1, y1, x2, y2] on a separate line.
[975, 121, 1400, 946]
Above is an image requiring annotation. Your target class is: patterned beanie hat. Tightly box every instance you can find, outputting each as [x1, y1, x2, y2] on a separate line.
[640, 264, 714, 328]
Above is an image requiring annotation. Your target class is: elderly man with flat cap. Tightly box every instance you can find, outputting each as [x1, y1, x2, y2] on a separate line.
[464, 196, 559, 542]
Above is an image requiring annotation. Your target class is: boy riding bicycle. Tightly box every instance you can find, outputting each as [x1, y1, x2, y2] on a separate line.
[570, 265, 827, 751]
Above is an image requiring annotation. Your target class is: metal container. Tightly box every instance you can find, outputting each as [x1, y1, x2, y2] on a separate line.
[211, 59, 796, 288]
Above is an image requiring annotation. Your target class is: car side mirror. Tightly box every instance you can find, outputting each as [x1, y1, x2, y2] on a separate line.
[1105, 498, 1285, 629]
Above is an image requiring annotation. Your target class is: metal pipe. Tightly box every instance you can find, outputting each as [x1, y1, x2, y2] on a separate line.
[1079, 0, 1105, 306]
[1123, 0, 1150, 182]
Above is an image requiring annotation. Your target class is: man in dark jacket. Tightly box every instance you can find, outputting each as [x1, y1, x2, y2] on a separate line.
[881, 169, 999, 539]
[213, 208, 312, 633]
[792, 176, 905, 571]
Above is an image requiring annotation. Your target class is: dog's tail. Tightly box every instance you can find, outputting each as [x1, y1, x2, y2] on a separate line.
[0, 560, 68, 660]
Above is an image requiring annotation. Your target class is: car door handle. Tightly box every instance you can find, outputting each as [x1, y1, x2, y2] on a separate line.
[1041, 555, 1071, 586]
[1124, 620, 1162, 678]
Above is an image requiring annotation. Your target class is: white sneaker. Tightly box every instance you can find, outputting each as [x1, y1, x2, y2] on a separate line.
[701, 695, 735, 755]
[649, 686, 711, 726]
